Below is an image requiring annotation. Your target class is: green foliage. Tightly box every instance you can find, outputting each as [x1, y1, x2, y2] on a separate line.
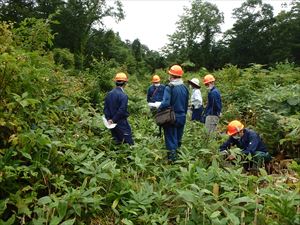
[53, 48, 74, 69]
[0, 22, 14, 54]
[164, 0, 224, 69]
[1, 19, 300, 225]
[13, 17, 54, 52]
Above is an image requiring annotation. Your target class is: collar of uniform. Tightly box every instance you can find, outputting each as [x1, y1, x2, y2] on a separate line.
[116, 86, 124, 92]
[170, 79, 183, 86]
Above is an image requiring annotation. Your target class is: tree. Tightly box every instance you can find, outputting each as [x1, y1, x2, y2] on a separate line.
[163, 0, 223, 69]
[270, 0, 300, 64]
[0, 0, 35, 24]
[52, 0, 124, 69]
[226, 0, 275, 67]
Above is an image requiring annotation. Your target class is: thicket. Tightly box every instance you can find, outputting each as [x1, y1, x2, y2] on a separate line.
[1, 20, 300, 225]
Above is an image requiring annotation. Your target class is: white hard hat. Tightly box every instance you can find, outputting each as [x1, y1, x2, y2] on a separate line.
[188, 78, 200, 88]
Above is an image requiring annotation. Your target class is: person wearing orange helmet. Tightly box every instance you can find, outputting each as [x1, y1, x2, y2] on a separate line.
[158, 65, 189, 162]
[103, 72, 134, 145]
[147, 74, 166, 136]
[220, 120, 271, 171]
[203, 74, 222, 132]
[147, 75, 165, 104]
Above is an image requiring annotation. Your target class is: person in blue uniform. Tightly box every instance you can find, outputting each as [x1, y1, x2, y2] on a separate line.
[147, 74, 165, 104]
[220, 120, 272, 170]
[104, 72, 134, 145]
[203, 74, 222, 133]
[158, 65, 189, 162]
[147, 74, 166, 137]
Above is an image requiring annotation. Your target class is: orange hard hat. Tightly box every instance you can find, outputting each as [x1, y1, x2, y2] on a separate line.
[203, 74, 215, 84]
[168, 65, 183, 76]
[152, 75, 160, 83]
[114, 72, 128, 82]
[227, 120, 244, 136]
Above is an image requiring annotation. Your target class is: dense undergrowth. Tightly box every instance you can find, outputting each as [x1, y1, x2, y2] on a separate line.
[1, 21, 300, 225]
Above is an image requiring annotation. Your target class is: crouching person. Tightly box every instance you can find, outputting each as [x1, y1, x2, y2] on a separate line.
[219, 120, 271, 171]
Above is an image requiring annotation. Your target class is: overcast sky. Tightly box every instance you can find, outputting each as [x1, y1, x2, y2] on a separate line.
[103, 0, 291, 51]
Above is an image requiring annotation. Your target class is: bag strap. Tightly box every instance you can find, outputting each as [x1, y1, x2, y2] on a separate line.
[151, 86, 159, 98]
[168, 84, 174, 107]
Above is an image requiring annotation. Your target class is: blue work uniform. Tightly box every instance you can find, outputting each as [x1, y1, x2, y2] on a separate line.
[158, 83, 189, 161]
[104, 87, 134, 145]
[220, 128, 271, 167]
[147, 84, 165, 103]
[204, 86, 222, 117]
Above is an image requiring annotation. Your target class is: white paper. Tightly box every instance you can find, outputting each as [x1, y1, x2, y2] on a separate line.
[102, 115, 117, 129]
[148, 101, 161, 108]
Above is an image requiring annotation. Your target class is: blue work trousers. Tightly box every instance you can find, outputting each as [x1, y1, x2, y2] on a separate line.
[163, 116, 186, 161]
[111, 119, 134, 145]
[191, 106, 203, 121]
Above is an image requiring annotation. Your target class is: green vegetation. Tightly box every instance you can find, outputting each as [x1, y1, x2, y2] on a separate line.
[1, 0, 299, 71]
[1, 19, 300, 225]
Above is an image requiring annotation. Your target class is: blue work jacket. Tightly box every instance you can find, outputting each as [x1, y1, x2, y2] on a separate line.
[147, 84, 165, 103]
[205, 86, 222, 116]
[104, 87, 129, 123]
[220, 129, 268, 155]
[159, 84, 189, 117]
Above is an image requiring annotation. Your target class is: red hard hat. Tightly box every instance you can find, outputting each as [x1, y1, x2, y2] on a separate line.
[152, 75, 160, 83]
[114, 72, 128, 82]
[203, 74, 215, 84]
[227, 120, 244, 136]
[168, 65, 183, 76]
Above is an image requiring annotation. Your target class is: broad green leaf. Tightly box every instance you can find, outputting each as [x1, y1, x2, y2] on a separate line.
[82, 187, 100, 197]
[287, 97, 299, 106]
[210, 211, 221, 218]
[72, 204, 81, 216]
[121, 218, 134, 225]
[58, 200, 68, 219]
[177, 190, 197, 203]
[38, 196, 52, 205]
[0, 199, 8, 215]
[0, 214, 15, 225]
[60, 218, 75, 225]
[21, 151, 32, 160]
[50, 216, 62, 225]
[231, 196, 255, 205]
[112, 198, 120, 209]
[41, 167, 52, 175]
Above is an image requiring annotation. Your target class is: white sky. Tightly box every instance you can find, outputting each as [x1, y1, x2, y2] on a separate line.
[103, 0, 291, 51]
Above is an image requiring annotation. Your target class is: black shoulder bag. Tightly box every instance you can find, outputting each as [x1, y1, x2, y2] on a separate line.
[155, 85, 176, 126]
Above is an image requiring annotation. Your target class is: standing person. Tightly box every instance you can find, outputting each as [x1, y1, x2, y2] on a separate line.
[147, 75, 165, 103]
[220, 120, 272, 171]
[203, 74, 222, 133]
[147, 74, 165, 113]
[147, 75, 165, 137]
[104, 72, 134, 145]
[188, 78, 203, 122]
[158, 65, 189, 162]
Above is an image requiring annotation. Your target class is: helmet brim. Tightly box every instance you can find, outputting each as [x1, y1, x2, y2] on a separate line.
[188, 80, 200, 88]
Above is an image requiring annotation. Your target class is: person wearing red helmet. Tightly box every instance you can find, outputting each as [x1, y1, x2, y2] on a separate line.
[158, 65, 189, 162]
[220, 120, 271, 171]
[203, 74, 222, 133]
[104, 72, 134, 145]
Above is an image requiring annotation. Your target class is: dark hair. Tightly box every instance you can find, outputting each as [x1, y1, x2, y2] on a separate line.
[171, 75, 181, 79]
[115, 81, 126, 86]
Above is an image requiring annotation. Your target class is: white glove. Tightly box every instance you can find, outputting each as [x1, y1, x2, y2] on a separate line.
[220, 150, 228, 155]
